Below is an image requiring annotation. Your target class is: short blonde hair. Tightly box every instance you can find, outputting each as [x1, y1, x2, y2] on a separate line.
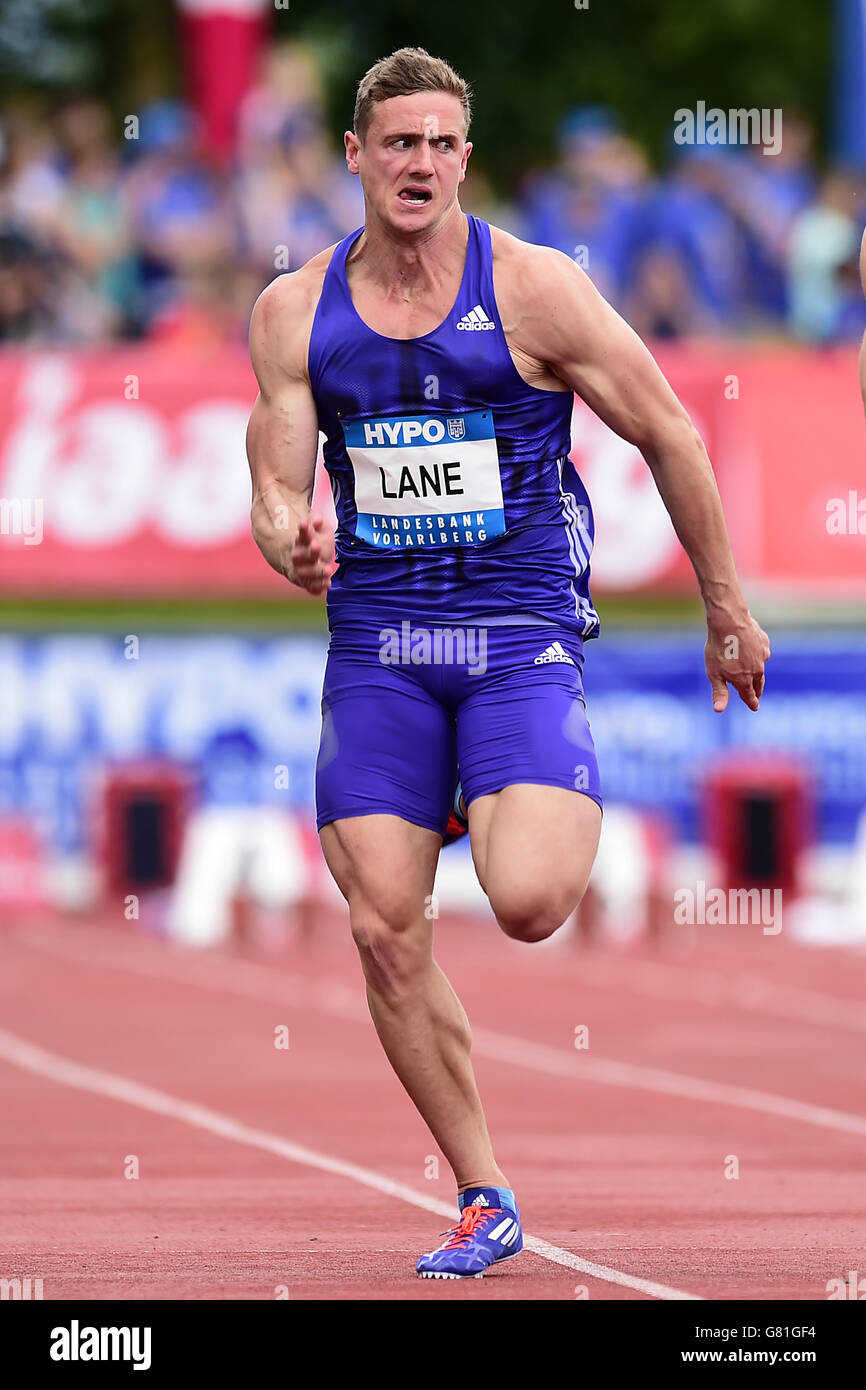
[353, 47, 471, 143]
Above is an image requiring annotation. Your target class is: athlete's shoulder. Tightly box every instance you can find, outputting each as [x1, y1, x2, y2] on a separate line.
[248, 243, 342, 380]
[488, 222, 592, 310]
[487, 223, 598, 356]
[250, 244, 336, 332]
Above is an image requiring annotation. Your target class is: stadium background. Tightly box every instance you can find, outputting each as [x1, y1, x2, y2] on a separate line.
[0, 0, 864, 940]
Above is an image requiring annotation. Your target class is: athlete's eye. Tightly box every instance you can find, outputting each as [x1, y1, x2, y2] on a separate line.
[437, 140, 454, 151]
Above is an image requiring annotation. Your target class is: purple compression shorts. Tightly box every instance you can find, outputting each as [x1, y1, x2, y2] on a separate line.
[315, 619, 603, 835]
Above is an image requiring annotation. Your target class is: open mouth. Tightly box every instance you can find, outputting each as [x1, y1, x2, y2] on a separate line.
[398, 187, 433, 206]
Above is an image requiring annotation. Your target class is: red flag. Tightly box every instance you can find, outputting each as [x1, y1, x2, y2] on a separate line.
[175, 0, 271, 164]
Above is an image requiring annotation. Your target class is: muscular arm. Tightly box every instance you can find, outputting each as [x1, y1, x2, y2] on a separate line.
[246, 271, 333, 592]
[508, 243, 770, 710]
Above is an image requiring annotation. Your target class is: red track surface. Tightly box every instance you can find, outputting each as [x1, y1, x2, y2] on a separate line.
[2, 908, 866, 1300]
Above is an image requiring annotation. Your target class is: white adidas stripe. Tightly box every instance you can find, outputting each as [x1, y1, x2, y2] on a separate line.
[557, 457, 600, 637]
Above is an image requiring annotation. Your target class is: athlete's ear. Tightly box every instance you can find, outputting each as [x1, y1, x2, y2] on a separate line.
[345, 130, 361, 174]
[459, 141, 473, 182]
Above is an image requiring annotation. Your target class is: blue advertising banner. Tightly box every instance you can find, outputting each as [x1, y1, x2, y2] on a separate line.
[584, 633, 866, 845]
[0, 632, 863, 854]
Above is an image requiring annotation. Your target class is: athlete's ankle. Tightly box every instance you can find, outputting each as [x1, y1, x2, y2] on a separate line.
[457, 1174, 510, 1194]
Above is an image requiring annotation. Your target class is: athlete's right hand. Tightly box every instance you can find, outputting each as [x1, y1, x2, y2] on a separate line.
[289, 512, 336, 595]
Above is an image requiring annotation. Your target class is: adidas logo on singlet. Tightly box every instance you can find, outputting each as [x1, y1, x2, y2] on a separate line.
[533, 641, 575, 666]
[456, 303, 495, 330]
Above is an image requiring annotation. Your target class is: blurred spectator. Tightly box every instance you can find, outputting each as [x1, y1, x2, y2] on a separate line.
[725, 113, 816, 322]
[147, 262, 241, 348]
[0, 105, 61, 341]
[625, 245, 713, 340]
[237, 41, 325, 164]
[0, 104, 64, 241]
[235, 107, 363, 276]
[521, 107, 652, 307]
[0, 228, 52, 341]
[641, 146, 747, 331]
[0, 44, 857, 346]
[786, 168, 866, 341]
[51, 97, 137, 340]
[124, 100, 234, 333]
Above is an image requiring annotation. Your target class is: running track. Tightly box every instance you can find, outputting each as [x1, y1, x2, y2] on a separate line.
[2, 908, 865, 1300]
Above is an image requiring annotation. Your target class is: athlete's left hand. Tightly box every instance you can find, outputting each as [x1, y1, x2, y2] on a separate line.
[705, 611, 771, 713]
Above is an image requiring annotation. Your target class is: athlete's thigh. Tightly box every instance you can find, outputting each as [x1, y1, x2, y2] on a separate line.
[315, 620, 457, 936]
[455, 626, 602, 893]
[316, 623, 457, 839]
[468, 784, 601, 909]
[320, 812, 441, 932]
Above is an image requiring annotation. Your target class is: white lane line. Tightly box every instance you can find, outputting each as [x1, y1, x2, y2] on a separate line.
[0, 1026, 700, 1302]
[16, 927, 866, 1141]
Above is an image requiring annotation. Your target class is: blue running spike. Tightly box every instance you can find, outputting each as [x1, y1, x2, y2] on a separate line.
[416, 1189, 523, 1278]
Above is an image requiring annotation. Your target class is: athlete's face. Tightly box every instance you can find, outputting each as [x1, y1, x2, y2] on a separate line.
[345, 93, 472, 231]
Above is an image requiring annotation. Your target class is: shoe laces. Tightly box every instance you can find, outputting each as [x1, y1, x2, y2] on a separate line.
[439, 1203, 502, 1250]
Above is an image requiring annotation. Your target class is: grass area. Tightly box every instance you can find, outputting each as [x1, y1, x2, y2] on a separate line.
[0, 596, 330, 632]
[0, 594, 711, 632]
[0, 593, 856, 633]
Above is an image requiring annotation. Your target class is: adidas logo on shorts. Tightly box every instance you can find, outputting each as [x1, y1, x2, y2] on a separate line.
[533, 641, 575, 666]
[456, 303, 495, 330]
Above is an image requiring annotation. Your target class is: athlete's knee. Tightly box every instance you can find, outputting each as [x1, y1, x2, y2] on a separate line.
[349, 904, 429, 997]
[489, 881, 587, 943]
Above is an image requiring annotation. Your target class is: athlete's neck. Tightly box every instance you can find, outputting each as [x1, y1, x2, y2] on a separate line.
[348, 205, 469, 301]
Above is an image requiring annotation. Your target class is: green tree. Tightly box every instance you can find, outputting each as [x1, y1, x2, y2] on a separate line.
[287, 0, 830, 189]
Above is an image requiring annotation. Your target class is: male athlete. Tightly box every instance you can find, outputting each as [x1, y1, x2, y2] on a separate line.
[246, 48, 770, 1279]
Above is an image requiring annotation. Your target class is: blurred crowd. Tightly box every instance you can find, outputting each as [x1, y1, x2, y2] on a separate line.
[0, 41, 864, 347]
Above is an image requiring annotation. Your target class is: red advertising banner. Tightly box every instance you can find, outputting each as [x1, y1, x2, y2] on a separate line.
[0, 344, 862, 598]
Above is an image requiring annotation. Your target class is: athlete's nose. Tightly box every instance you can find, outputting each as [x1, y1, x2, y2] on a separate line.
[409, 138, 435, 177]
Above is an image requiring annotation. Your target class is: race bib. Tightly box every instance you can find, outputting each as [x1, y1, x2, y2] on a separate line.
[342, 410, 504, 549]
